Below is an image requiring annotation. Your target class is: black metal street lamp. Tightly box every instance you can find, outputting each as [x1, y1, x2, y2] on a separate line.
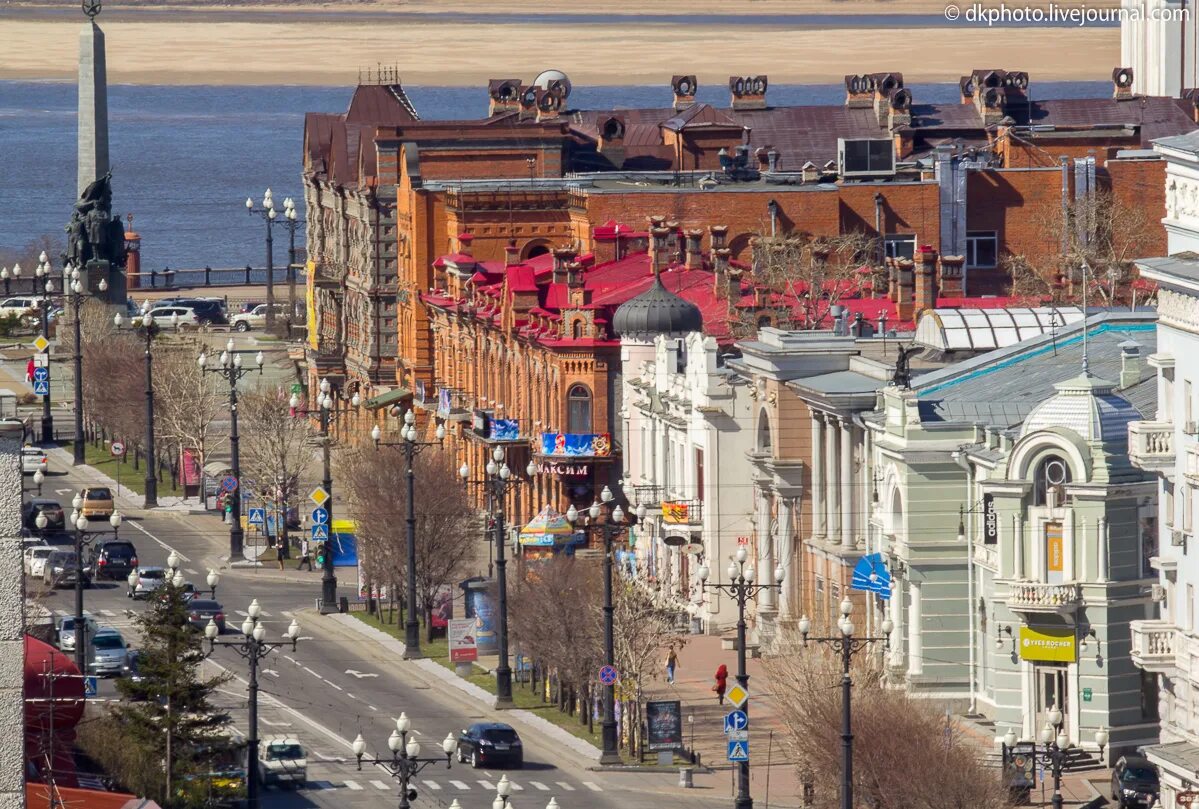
[460, 448, 533, 708]
[67, 500, 94, 675]
[564, 487, 628, 766]
[351, 713, 457, 809]
[697, 546, 786, 809]
[244, 188, 290, 335]
[35, 252, 56, 444]
[165, 549, 221, 599]
[1001, 715, 1108, 809]
[797, 598, 892, 809]
[113, 302, 173, 508]
[204, 601, 301, 809]
[199, 340, 264, 561]
[371, 408, 446, 658]
[301, 378, 357, 613]
[64, 261, 108, 466]
[280, 197, 303, 336]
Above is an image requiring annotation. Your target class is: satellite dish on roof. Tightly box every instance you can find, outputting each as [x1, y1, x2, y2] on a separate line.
[534, 69, 572, 100]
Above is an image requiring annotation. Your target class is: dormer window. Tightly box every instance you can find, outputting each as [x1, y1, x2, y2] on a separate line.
[1033, 455, 1071, 507]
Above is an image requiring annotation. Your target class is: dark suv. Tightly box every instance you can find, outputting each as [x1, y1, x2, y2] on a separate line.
[161, 297, 227, 326]
[87, 539, 138, 581]
[456, 723, 523, 769]
[1111, 754, 1159, 808]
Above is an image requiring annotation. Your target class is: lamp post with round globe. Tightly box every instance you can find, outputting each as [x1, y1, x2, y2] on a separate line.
[34, 252, 57, 443]
[351, 712, 457, 809]
[113, 302, 177, 508]
[697, 545, 787, 808]
[198, 339, 264, 560]
[371, 406, 446, 658]
[245, 188, 297, 335]
[999, 717, 1107, 809]
[204, 600, 300, 809]
[70, 494, 95, 675]
[797, 598, 895, 809]
[66, 261, 108, 466]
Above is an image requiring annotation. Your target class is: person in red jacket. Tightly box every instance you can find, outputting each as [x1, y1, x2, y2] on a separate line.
[713, 663, 729, 705]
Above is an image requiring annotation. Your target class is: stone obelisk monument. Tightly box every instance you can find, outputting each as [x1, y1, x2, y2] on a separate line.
[78, 0, 109, 198]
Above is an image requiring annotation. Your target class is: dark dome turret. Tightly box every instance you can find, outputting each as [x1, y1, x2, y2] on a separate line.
[612, 274, 703, 340]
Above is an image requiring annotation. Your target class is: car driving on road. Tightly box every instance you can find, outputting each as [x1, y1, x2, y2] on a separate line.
[24, 498, 64, 533]
[44, 550, 90, 589]
[260, 739, 307, 788]
[57, 614, 99, 653]
[456, 723, 523, 769]
[187, 599, 226, 634]
[23, 546, 55, 578]
[80, 486, 114, 519]
[128, 567, 168, 599]
[1111, 754, 1160, 808]
[21, 446, 47, 474]
[87, 539, 138, 581]
[89, 628, 129, 677]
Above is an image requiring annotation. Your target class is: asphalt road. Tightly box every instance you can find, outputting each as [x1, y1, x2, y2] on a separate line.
[24, 451, 737, 809]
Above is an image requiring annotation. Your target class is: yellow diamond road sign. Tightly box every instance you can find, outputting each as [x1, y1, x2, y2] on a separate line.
[727, 684, 749, 709]
[31, 335, 49, 353]
[309, 486, 329, 507]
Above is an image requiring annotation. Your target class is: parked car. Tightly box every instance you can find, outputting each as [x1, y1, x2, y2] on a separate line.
[1111, 754, 1159, 808]
[186, 599, 226, 634]
[80, 486, 114, 519]
[456, 723, 523, 769]
[259, 739, 307, 788]
[128, 566, 168, 599]
[87, 539, 138, 581]
[23, 497, 64, 533]
[229, 303, 286, 332]
[44, 550, 90, 589]
[89, 628, 129, 677]
[122, 649, 147, 686]
[176, 298, 228, 326]
[0, 296, 42, 319]
[57, 614, 99, 652]
[23, 545, 55, 578]
[21, 446, 47, 474]
[139, 306, 200, 330]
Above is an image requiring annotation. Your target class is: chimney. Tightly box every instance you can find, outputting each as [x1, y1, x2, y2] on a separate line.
[730, 76, 768, 111]
[938, 254, 965, 297]
[1113, 67, 1135, 100]
[567, 261, 587, 306]
[649, 224, 673, 274]
[684, 229, 704, 269]
[665, 221, 683, 263]
[672, 74, 698, 111]
[534, 87, 562, 122]
[885, 257, 899, 300]
[709, 224, 729, 252]
[713, 248, 737, 299]
[801, 161, 819, 182]
[844, 74, 875, 109]
[914, 245, 938, 318]
[871, 72, 904, 127]
[487, 78, 522, 116]
[894, 258, 916, 323]
[1185, 89, 1199, 123]
[958, 75, 975, 104]
[598, 115, 626, 167]
[888, 88, 913, 130]
[458, 232, 474, 257]
[767, 148, 779, 172]
[1120, 340, 1143, 387]
[517, 85, 538, 121]
[552, 247, 576, 283]
[505, 240, 520, 267]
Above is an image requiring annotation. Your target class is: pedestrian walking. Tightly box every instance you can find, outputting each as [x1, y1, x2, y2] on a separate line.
[665, 646, 679, 684]
[25, 358, 34, 385]
[713, 663, 728, 705]
[275, 538, 285, 571]
[296, 538, 312, 571]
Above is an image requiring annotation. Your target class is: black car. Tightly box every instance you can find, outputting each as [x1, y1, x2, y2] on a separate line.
[1111, 754, 1159, 808]
[187, 599, 226, 634]
[43, 550, 90, 589]
[87, 539, 138, 580]
[23, 498, 65, 533]
[456, 723, 523, 769]
[171, 297, 227, 325]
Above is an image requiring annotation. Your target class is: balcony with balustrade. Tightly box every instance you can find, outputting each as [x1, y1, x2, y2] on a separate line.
[1006, 582, 1082, 615]
[1130, 620, 1179, 674]
[1128, 420, 1175, 473]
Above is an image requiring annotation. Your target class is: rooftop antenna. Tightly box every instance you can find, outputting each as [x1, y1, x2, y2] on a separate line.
[1081, 260, 1090, 376]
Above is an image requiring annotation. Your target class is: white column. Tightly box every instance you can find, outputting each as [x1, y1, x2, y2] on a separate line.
[908, 579, 923, 676]
[840, 420, 854, 548]
[826, 415, 840, 541]
[890, 579, 906, 668]
[777, 497, 795, 620]
[1013, 514, 1025, 580]
[1097, 516, 1108, 583]
[757, 487, 777, 613]
[811, 413, 826, 539]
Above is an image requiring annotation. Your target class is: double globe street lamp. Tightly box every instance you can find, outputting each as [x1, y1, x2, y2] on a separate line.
[352, 712, 456, 809]
[65, 261, 108, 466]
[35, 251, 56, 444]
[113, 301, 176, 508]
[1001, 712, 1108, 809]
[371, 407, 445, 658]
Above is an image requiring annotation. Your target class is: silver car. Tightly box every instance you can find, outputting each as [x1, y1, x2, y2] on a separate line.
[57, 614, 99, 652]
[89, 629, 128, 677]
[128, 566, 168, 599]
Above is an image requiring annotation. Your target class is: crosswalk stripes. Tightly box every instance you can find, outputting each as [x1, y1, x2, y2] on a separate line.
[98, 609, 115, 617]
[583, 782, 602, 792]
[555, 782, 576, 791]
[478, 780, 495, 790]
[303, 777, 601, 794]
[509, 781, 523, 791]
[370, 780, 390, 791]
[421, 780, 442, 791]
[449, 780, 470, 790]
[529, 781, 549, 791]
[344, 780, 363, 791]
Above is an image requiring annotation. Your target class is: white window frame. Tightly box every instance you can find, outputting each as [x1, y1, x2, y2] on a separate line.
[883, 234, 916, 261]
[966, 231, 999, 269]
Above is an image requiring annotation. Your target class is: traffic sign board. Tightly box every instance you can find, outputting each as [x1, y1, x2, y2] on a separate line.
[311, 507, 329, 525]
[724, 710, 748, 733]
[311, 524, 329, 541]
[727, 740, 749, 762]
[110, 441, 125, 457]
[727, 730, 749, 742]
[221, 476, 239, 493]
[599, 665, 618, 685]
[83, 676, 98, 698]
[726, 684, 749, 709]
[247, 507, 266, 526]
[31, 335, 49, 353]
[33, 366, 49, 382]
[309, 486, 329, 506]
[33, 380, 49, 396]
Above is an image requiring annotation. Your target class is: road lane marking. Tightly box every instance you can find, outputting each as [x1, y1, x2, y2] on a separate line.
[284, 655, 300, 665]
[509, 782, 523, 791]
[421, 780, 441, 791]
[260, 718, 292, 727]
[261, 669, 280, 678]
[127, 521, 188, 561]
[347, 693, 358, 700]
[323, 678, 343, 691]
[185, 568, 198, 575]
[303, 666, 320, 677]
[583, 782, 602, 791]
[449, 780, 470, 790]
[556, 782, 575, 791]
[345, 669, 378, 678]
[344, 780, 363, 791]
[478, 780, 494, 790]
[368, 705, 378, 711]
[529, 781, 549, 791]
[370, 780, 390, 791]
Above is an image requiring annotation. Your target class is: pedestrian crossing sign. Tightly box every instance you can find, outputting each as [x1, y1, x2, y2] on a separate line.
[726, 684, 749, 709]
[311, 524, 329, 541]
[727, 740, 749, 762]
[248, 507, 266, 527]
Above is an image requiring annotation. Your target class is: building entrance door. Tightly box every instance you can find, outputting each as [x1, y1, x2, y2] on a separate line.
[1034, 664, 1068, 737]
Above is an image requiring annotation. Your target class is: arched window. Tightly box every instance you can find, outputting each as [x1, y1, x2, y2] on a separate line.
[567, 384, 592, 433]
[572, 320, 584, 339]
[523, 241, 551, 260]
[1033, 455, 1072, 507]
[757, 409, 772, 453]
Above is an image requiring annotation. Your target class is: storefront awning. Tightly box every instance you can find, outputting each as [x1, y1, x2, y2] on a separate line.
[363, 388, 411, 410]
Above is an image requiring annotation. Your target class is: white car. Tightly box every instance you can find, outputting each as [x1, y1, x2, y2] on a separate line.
[128, 566, 168, 599]
[138, 306, 199, 330]
[230, 303, 286, 332]
[24, 546, 55, 578]
[0, 297, 41, 320]
[260, 738, 307, 787]
[21, 446, 47, 474]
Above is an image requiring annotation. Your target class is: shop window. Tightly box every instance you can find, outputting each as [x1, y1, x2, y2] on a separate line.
[567, 384, 591, 433]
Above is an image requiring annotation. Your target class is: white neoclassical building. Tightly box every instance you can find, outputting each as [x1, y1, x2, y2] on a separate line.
[1122, 0, 1197, 96]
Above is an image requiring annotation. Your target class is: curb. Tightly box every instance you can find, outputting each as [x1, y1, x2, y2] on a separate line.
[328, 613, 605, 764]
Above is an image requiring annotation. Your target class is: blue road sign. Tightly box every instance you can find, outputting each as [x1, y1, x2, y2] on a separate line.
[311, 507, 329, 526]
[33, 366, 49, 382]
[727, 740, 749, 762]
[247, 507, 266, 526]
[33, 380, 49, 396]
[724, 710, 749, 733]
[221, 476, 239, 493]
[599, 665, 618, 685]
[83, 676, 98, 698]
[311, 524, 329, 541]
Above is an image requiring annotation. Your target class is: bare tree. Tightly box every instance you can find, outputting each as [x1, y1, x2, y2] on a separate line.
[238, 386, 311, 558]
[764, 644, 1009, 809]
[79, 299, 144, 453]
[153, 343, 225, 472]
[336, 444, 477, 637]
[612, 580, 688, 753]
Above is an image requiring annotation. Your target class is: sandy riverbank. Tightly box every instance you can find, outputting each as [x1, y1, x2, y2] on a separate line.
[0, 3, 1121, 86]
